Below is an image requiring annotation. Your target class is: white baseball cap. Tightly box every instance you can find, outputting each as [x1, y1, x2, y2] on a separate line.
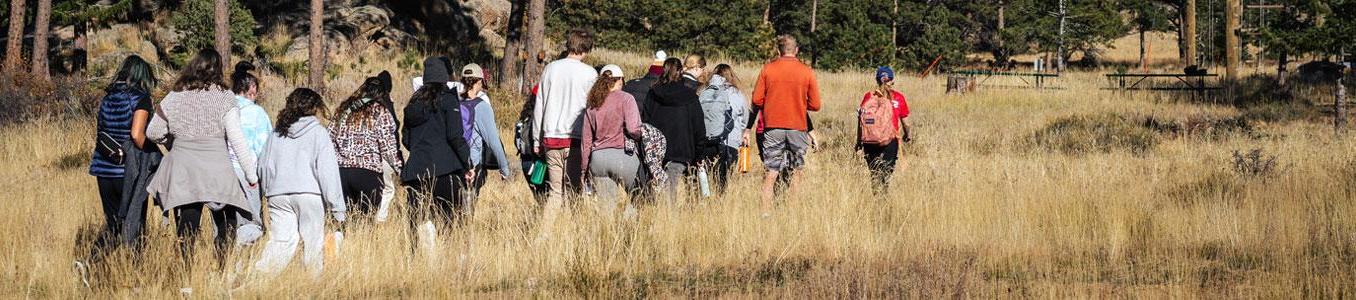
[654, 50, 667, 62]
[461, 63, 485, 79]
[600, 65, 625, 78]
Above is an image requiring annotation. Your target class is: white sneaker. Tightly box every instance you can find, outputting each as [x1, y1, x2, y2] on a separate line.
[179, 287, 193, 296]
[73, 261, 90, 288]
[418, 222, 438, 254]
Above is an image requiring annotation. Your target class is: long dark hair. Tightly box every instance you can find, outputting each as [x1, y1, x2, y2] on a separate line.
[110, 55, 157, 94]
[172, 49, 227, 92]
[334, 77, 387, 125]
[275, 88, 325, 137]
[230, 61, 259, 96]
[587, 70, 620, 109]
[410, 82, 447, 110]
[656, 57, 684, 85]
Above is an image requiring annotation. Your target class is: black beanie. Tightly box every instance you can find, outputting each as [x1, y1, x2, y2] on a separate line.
[422, 57, 449, 84]
[376, 70, 393, 94]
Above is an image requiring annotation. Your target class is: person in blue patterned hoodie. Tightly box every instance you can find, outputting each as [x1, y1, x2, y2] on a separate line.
[79, 55, 160, 282]
[229, 62, 273, 246]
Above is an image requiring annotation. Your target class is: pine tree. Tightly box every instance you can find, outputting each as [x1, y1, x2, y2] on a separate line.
[32, 0, 51, 79]
[308, 0, 324, 91]
[4, 0, 25, 75]
[214, 0, 230, 74]
[522, 0, 545, 95]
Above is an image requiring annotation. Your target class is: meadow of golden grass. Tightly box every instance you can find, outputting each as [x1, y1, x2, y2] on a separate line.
[2, 30, 1355, 297]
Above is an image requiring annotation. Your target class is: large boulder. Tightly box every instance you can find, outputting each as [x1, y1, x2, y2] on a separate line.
[332, 5, 391, 40]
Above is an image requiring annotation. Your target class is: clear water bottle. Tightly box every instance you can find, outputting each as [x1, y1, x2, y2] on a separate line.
[697, 166, 711, 197]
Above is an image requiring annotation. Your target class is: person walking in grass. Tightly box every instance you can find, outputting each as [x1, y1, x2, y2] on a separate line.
[745, 35, 821, 214]
[533, 28, 598, 229]
[457, 63, 512, 214]
[228, 62, 271, 246]
[642, 58, 707, 203]
[371, 71, 402, 223]
[514, 84, 549, 203]
[699, 64, 749, 196]
[145, 49, 259, 291]
[682, 54, 706, 90]
[623, 50, 668, 112]
[78, 55, 162, 284]
[580, 65, 642, 217]
[402, 57, 474, 250]
[330, 77, 404, 221]
[254, 88, 346, 277]
[856, 66, 912, 195]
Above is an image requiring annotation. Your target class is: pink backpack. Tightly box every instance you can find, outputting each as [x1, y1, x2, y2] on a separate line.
[859, 92, 897, 145]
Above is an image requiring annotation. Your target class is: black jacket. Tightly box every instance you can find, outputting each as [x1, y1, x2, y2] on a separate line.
[623, 73, 660, 112]
[642, 80, 707, 164]
[400, 90, 472, 182]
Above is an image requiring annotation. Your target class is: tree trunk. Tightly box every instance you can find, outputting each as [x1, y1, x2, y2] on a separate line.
[214, 0, 231, 75]
[1139, 27, 1147, 70]
[763, 0, 771, 24]
[1337, 73, 1346, 135]
[31, 0, 51, 79]
[893, 0, 899, 63]
[1056, 0, 1066, 71]
[308, 0, 325, 92]
[522, 0, 546, 96]
[995, 0, 1004, 51]
[1277, 51, 1288, 87]
[1184, 0, 1197, 66]
[1225, 0, 1241, 80]
[4, 0, 26, 75]
[499, 0, 525, 89]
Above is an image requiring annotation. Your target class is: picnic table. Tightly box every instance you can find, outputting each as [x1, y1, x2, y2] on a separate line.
[951, 70, 1061, 89]
[1103, 73, 1220, 91]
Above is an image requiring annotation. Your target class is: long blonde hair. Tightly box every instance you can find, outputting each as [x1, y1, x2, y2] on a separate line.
[712, 64, 740, 89]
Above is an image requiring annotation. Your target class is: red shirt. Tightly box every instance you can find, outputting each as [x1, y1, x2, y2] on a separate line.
[860, 90, 909, 130]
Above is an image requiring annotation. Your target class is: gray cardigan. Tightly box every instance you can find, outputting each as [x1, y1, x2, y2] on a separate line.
[257, 116, 347, 222]
[145, 87, 258, 213]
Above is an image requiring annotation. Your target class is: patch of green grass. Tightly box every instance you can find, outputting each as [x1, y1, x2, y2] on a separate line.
[1027, 114, 1160, 155]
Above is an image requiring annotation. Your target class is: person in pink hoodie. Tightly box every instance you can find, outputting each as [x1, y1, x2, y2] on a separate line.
[579, 65, 642, 217]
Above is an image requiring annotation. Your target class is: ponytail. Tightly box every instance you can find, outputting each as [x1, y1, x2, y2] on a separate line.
[230, 61, 259, 95]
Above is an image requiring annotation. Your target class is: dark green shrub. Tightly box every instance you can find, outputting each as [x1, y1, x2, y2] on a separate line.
[1027, 114, 1160, 155]
[170, 0, 258, 64]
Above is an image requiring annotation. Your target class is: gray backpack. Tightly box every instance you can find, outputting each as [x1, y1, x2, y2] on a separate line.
[699, 80, 733, 141]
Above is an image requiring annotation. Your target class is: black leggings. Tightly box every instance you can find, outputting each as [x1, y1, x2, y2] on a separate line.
[862, 141, 900, 194]
[711, 146, 737, 196]
[174, 202, 240, 270]
[405, 173, 464, 250]
[340, 168, 385, 219]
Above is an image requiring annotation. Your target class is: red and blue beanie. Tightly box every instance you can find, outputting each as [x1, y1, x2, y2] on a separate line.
[875, 66, 894, 84]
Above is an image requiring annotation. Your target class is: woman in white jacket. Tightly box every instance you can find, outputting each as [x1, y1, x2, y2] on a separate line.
[254, 88, 347, 277]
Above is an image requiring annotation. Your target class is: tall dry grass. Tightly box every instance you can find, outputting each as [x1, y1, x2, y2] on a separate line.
[3, 34, 1356, 297]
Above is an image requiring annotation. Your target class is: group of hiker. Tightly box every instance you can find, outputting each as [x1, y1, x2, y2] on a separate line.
[79, 28, 912, 284]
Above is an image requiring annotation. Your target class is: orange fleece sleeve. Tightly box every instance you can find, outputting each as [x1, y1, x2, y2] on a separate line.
[752, 69, 768, 107]
[806, 70, 822, 112]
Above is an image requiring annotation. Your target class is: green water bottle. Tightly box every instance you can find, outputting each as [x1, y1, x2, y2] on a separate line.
[529, 159, 547, 185]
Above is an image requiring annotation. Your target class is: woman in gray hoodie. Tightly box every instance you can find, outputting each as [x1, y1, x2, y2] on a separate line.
[254, 88, 346, 277]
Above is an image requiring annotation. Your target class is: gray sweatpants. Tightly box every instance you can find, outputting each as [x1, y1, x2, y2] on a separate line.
[589, 149, 639, 215]
[253, 193, 326, 277]
[233, 166, 263, 246]
[662, 162, 688, 203]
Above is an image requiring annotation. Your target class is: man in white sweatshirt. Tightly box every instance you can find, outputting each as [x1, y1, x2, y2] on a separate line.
[533, 28, 598, 229]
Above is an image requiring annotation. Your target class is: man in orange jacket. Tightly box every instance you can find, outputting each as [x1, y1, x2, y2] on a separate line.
[745, 34, 821, 214]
